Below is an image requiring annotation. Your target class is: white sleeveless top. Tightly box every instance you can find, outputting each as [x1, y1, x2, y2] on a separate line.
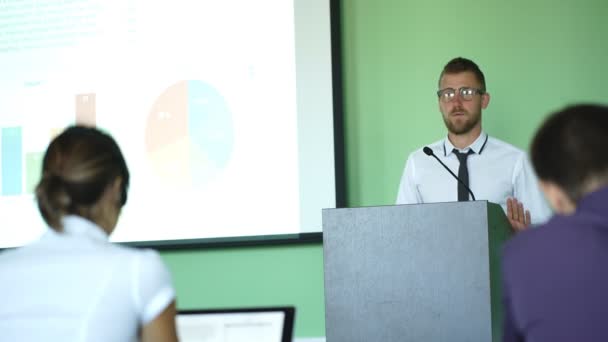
[0, 215, 175, 342]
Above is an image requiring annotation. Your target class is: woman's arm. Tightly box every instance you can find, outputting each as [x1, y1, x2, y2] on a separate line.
[141, 300, 179, 342]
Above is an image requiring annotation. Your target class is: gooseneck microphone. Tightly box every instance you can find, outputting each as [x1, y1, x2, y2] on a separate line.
[423, 146, 476, 201]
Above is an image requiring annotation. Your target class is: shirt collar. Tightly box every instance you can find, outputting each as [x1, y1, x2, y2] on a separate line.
[443, 131, 489, 157]
[60, 215, 110, 242]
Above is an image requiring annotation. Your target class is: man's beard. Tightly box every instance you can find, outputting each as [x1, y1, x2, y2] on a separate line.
[442, 108, 481, 135]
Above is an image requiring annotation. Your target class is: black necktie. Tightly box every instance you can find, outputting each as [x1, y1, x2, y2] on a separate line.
[453, 149, 473, 201]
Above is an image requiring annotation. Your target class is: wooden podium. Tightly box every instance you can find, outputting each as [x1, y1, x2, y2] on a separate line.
[322, 201, 511, 342]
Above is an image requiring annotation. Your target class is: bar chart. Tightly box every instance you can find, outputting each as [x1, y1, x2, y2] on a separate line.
[1, 93, 95, 197]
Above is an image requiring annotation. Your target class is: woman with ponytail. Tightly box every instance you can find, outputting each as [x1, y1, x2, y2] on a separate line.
[0, 126, 179, 342]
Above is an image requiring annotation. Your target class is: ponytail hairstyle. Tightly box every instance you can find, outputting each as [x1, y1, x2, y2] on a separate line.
[35, 126, 130, 230]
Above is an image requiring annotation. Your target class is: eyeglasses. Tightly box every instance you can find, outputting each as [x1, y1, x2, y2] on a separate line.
[437, 87, 485, 102]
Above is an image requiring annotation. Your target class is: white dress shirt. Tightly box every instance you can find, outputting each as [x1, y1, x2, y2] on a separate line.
[396, 132, 552, 225]
[0, 215, 175, 342]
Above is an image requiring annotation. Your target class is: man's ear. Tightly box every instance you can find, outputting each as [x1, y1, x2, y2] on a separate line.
[481, 92, 490, 109]
[539, 180, 576, 215]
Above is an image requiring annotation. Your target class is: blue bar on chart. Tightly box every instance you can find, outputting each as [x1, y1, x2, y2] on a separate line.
[1, 127, 23, 196]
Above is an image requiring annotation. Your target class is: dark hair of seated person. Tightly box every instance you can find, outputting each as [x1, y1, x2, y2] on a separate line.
[531, 104, 608, 203]
[35, 126, 130, 232]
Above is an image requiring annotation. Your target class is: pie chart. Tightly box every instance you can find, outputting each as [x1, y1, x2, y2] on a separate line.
[145, 80, 233, 187]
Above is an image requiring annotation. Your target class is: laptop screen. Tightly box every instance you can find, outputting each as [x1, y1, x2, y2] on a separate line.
[177, 307, 295, 342]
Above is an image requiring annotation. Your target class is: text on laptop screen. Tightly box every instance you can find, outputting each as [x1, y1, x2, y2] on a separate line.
[177, 311, 288, 342]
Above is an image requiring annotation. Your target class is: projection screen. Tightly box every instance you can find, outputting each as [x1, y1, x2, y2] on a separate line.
[0, 0, 343, 248]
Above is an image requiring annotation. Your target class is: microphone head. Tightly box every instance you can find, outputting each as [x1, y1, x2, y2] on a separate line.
[423, 146, 434, 156]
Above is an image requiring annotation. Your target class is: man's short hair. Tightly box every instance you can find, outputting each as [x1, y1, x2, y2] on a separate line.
[531, 104, 608, 202]
[438, 57, 486, 91]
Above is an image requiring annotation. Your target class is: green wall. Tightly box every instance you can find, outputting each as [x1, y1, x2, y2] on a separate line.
[162, 0, 608, 337]
[162, 244, 325, 337]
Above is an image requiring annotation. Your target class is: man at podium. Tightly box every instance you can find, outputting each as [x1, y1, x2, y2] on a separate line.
[396, 57, 551, 231]
[502, 104, 608, 341]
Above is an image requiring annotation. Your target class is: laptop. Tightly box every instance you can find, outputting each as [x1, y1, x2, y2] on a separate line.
[177, 306, 295, 342]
